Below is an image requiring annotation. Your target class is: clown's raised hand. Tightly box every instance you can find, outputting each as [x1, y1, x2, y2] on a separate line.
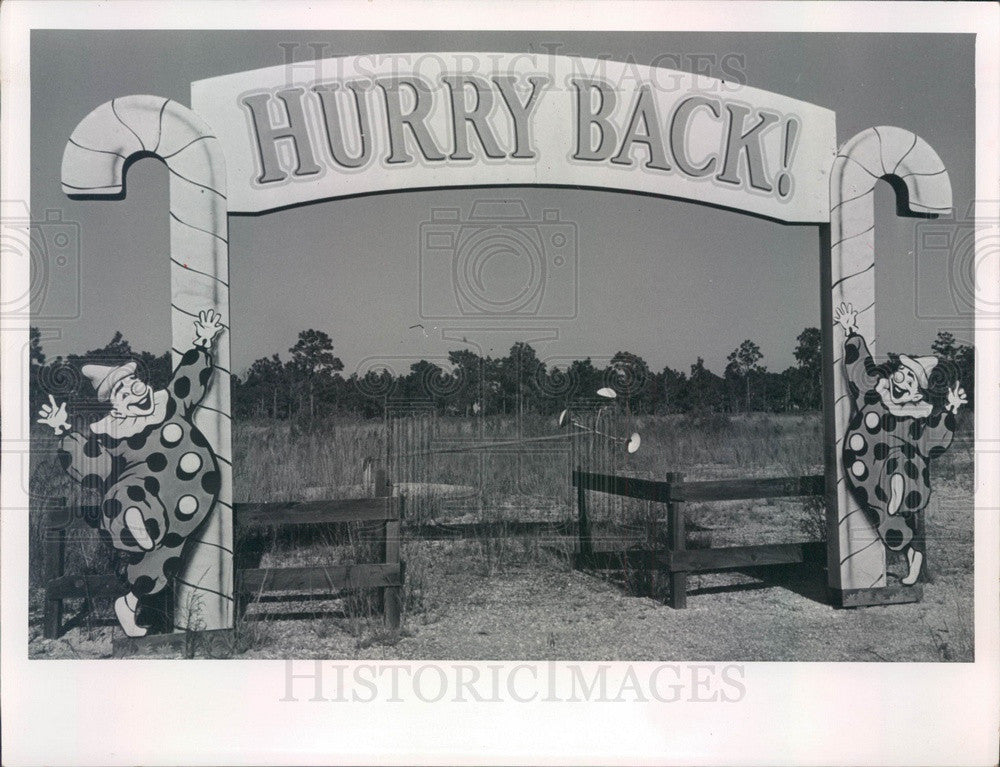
[946, 383, 968, 414]
[36, 394, 70, 434]
[834, 302, 858, 336]
[193, 309, 225, 348]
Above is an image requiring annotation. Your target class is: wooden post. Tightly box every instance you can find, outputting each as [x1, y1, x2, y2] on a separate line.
[576, 468, 592, 565]
[43, 499, 68, 639]
[385, 407, 393, 493]
[667, 474, 687, 609]
[646, 499, 659, 598]
[377, 469, 401, 629]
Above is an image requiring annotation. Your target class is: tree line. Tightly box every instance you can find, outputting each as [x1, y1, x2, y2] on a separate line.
[28, 326, 974, 424]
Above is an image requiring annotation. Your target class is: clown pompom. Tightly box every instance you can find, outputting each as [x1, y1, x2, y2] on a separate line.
[834, 302, 966, 586]
[37, 310, 225, 637]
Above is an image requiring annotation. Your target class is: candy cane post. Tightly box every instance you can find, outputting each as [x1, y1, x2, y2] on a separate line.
[824, 126, 952, 604]
[61, 95, 233, 631]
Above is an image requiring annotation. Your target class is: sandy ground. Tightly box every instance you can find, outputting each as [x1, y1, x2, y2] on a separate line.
[28, 479, 973, 662]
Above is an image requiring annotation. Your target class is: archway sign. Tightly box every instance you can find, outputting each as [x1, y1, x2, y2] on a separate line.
[60, 53, 952, 631]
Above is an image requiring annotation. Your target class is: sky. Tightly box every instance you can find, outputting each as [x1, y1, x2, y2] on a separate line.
[30, 31, 975, 380]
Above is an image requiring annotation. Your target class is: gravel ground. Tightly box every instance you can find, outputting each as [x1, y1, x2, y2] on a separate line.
[28, 479, 973, 662]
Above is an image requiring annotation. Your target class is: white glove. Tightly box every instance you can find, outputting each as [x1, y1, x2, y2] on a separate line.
[833, 301, 858, 337]
[946, 383, 968, 414]
[37, 394, 70, 434]
[194, 309, 225, 348]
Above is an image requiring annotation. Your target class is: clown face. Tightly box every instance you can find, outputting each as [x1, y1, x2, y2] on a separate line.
[876, 365, 924, 407]
[109, 374, 156, 417]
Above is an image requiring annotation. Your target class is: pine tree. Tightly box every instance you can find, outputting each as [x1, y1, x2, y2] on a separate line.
[725, 340, 765, 412]
[288, 330, 344, 421]
[793, 327, 822, 410]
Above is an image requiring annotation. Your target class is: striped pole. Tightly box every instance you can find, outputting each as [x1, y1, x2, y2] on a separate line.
[825, 126, 951, 601]
[61, 95, 233, 631]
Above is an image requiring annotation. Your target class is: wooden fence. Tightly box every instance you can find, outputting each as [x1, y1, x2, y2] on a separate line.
[41, 466, 844, 638]
[573, 469, 826, 608]
[42, 470, 402, 639]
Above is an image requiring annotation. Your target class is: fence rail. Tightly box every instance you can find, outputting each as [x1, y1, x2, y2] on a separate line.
[239, 563, 403, 594]
[47, 573, 122, 601]
[236, 496, 399, 527]
[572, 468, 826, 608]
[405, 519, 576, 540]
[678, 475, 825, 502]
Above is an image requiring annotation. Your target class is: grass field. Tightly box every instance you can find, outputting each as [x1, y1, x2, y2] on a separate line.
[28, 410, 975, 661]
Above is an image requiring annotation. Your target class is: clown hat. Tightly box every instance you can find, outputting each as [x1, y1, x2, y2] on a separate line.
[898, 354, 937, 389]
[81, 362, 137, 402]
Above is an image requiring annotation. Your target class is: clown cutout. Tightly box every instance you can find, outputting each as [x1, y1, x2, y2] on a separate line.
[37, 310, 225, 637]
[834, 302, 967, 586]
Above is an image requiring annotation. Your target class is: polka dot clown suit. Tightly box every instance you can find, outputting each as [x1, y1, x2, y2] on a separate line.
[38, 310, 225, 637]
[834, 302, 966, 586]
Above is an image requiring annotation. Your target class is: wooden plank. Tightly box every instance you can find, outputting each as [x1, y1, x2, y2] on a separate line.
[678, 475, 825, 502]
[236, 519, 576, 542]
[404, 520, 576, 540]
[375, 468, 392, 501]
[50, 565, 409, 604]
[587, 541, 665, 554]
[45, 501, 73, 530]
[660, 542, 824, 572]
[376, 467, 403, 632]
[48, 573, 124, 600]
[577, 474, 592, 560]
[43, 518, 67, 638]
[835, 584, 923, 608]
[575, 549, 651, 569]
[585, 518, 713, 552]
[572, 470, 681, 504]
[572, 471, 823, 504]
[668, 494, 688, 608]
[383, 519, 402, 629]
[235, 496, 398, 527]
[238, 563, 402, 594]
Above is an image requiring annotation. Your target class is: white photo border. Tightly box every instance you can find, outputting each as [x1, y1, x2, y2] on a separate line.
[1, 2, 998, 765]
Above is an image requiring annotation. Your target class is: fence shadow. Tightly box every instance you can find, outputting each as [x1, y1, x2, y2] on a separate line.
[686, 558, 829, 606]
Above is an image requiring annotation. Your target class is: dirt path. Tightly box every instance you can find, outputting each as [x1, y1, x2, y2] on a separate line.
[29, 480, 972, 662]
[31, 547, 971, 663]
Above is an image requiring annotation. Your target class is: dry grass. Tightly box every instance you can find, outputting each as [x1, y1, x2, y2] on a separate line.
[231, 419, 386, 503]
[28, 409, 974, 660]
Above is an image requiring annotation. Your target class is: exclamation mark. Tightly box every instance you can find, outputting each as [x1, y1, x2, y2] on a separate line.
[776, 117, 799, 199]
